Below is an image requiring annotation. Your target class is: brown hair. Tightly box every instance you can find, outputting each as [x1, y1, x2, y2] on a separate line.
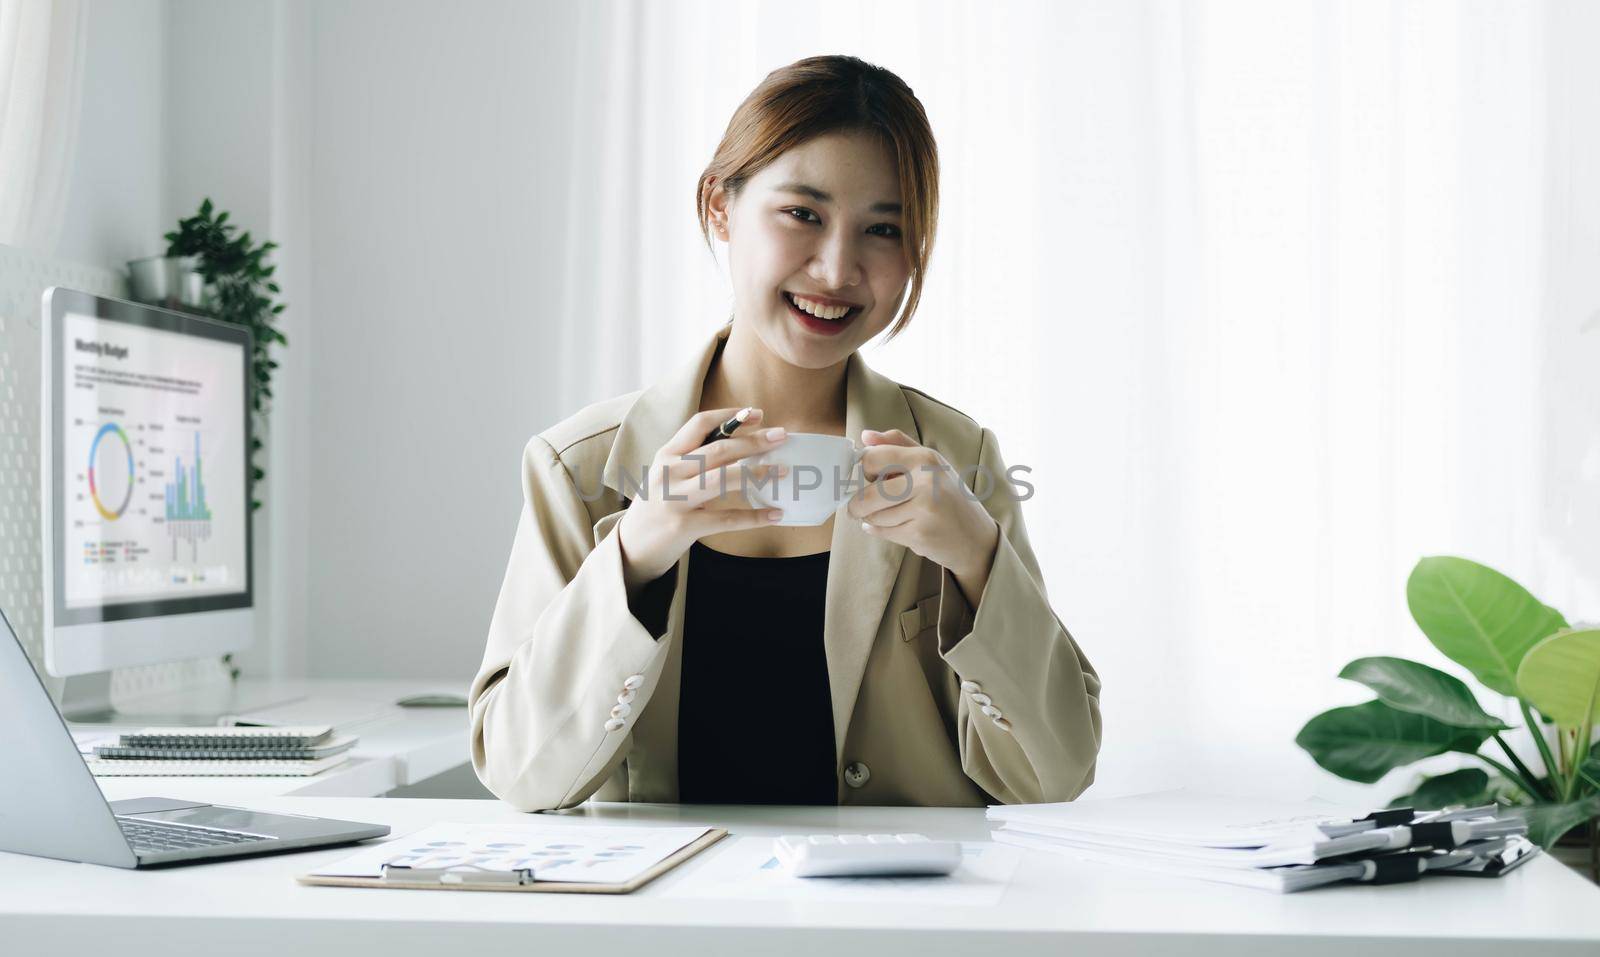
[696, 55, 939, 340]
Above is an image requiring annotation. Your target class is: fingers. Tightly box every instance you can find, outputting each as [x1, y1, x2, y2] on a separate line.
[673, 461, 789, 506]
[663, 407, 763, 457]
[859, 498, 918, 528]
[682, 426, 787, 472]
[848, 469, 917, 519]
[860, 443, 930, 481]
[691, 504, 784, 535]
[861, 428, 917, 447]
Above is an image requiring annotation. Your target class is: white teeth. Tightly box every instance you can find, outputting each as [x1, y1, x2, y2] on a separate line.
[787, 293, 853, 321]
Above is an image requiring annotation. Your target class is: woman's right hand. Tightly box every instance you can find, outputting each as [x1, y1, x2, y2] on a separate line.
[616, 406, 789, 591]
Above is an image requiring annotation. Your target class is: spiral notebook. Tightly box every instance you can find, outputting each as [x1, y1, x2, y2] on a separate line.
[93, 735, 356, 761]
[118, 725, 334, 749]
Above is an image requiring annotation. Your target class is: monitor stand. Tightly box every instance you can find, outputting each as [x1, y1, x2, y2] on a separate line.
[60, 671, 308, 726]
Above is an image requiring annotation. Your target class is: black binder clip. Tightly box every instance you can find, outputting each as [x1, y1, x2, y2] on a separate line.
[1362, 851, 1428, 885]
[1357, 807, 1416, 828]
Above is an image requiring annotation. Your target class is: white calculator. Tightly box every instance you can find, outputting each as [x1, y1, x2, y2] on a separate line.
[773, 833, 963, 878]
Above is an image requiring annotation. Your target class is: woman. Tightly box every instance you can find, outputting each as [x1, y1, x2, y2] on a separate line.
[470, 55, 1101, 811]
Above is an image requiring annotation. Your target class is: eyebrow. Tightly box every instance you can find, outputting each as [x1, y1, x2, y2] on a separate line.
[774, 181, 902, 215]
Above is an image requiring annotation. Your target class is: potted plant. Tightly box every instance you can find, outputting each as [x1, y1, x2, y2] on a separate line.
[139, 198, 288, 513]
[1295, 556, 1600, 879]
[126, 253, 206, 310]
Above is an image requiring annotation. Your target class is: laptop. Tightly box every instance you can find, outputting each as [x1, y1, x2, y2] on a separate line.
[0, 606, 390, 867]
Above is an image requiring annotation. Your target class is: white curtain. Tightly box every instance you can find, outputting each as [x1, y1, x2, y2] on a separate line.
[0, 0, 85, 250]
[543, 0, 1600, 803]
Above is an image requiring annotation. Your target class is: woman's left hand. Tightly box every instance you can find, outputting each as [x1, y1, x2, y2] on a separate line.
[848, 429, 1001, 607]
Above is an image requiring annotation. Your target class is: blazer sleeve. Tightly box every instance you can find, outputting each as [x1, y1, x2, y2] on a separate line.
[933, 426, 1103, 804]
[468, 434, 674, 811]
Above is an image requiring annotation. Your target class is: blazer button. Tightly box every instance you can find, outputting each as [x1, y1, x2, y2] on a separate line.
[603, 717, 626, 732]
[970, 692, 993, 707]
[623, 674, 645, 691]
[959, 680, 981, 695]
[844, 761, 871, 788]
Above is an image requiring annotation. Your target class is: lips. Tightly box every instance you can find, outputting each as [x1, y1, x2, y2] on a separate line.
[782, 291, 859, 336]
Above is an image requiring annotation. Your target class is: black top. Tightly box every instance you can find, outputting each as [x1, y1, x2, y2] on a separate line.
[675, 540, 837, 805]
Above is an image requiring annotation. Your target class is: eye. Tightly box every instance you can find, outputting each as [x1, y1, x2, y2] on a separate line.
[785, 207, 902, 240]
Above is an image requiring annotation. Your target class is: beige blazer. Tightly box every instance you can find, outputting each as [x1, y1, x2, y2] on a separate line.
[469, 322, 1102, 810]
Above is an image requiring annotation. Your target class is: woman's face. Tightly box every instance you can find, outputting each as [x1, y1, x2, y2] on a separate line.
[710, 130, 911, 369]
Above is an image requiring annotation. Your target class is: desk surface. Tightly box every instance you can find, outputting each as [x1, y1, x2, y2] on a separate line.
[2, 796, 1597, 957]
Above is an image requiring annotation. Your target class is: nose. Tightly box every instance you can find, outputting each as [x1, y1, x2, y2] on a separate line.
[807, 228, 863, 291]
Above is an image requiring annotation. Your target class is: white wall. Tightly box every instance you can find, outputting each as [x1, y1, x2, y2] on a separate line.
[54, 0, 168, 270]
[302, 0, 586, 681]
[1540, 0, 1600, 621]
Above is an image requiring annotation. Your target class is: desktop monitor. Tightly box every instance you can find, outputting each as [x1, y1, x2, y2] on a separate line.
[40, 288, 254, 714]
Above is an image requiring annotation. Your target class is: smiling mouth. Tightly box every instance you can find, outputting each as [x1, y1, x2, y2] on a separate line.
[782, 291, 862, 324]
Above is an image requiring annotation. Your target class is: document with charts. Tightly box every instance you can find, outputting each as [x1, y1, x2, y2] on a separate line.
[307, 822, 715, 885]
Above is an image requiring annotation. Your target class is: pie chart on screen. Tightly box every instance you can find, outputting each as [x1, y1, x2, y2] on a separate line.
[87, 422, 135, 520]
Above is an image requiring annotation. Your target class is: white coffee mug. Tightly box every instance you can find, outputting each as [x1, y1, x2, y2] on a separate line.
[744, 433, 866, 526]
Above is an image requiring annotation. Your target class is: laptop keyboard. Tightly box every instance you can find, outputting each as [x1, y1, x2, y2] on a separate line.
[117, 817, 269, 855]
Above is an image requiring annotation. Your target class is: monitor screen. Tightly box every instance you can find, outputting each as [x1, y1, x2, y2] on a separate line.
[49, 294, 253, 625]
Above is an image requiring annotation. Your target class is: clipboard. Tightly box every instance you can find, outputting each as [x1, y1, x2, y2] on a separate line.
[296, 828, 728, 894]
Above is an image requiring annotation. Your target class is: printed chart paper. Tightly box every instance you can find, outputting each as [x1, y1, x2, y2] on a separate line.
[310, 822, 714, 885]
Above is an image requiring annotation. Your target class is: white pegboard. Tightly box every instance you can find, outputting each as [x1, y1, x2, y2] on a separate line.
[0, 244, 229, 702]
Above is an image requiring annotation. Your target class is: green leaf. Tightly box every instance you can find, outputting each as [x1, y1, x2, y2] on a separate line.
[1501, 794, 1600, 849]
[1389, 768, 1493, 810]
[1296, 700, 1492, 784]
[1339, 656, 1510, 730]
[1406, 557, 1567, 696]
[1514, 628, 1600, 728]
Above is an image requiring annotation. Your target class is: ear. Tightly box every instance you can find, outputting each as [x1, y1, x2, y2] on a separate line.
[705, 177, 732, 238]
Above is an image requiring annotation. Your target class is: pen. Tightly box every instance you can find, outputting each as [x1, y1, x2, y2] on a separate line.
[701, 406, 753, 446]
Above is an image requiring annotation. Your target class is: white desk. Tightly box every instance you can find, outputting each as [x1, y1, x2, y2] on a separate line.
[74, 679, 470, 801]
[2, 797, 1597, 956]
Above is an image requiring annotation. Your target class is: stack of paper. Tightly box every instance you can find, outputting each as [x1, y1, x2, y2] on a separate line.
[81, 725, 357, 777]
[987, 790, 1535, 893]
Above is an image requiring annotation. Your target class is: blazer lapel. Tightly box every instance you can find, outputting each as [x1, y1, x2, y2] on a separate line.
[602, 323, 731, 499]
[823, 350, 919, 769]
